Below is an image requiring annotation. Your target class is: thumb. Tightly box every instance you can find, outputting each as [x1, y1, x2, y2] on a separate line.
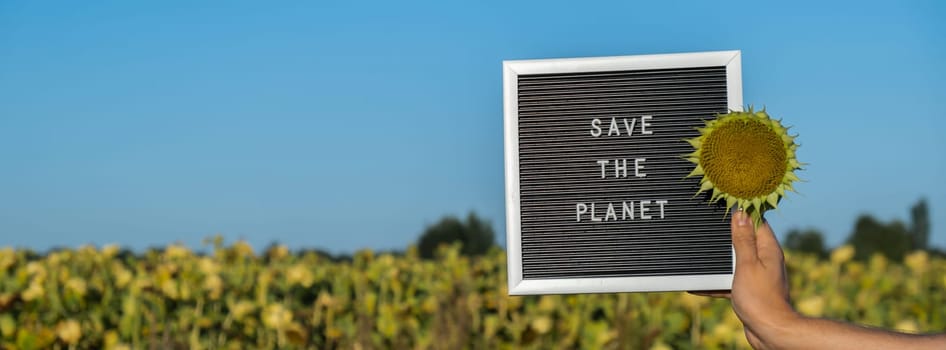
[731, 210, 758, 267]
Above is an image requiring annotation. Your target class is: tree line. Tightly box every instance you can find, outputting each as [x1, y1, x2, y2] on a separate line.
[419, 198, 939, 261]
[784, 198, 940, 260]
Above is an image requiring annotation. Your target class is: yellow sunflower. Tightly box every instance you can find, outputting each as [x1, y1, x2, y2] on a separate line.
[685, 107, 802, 227]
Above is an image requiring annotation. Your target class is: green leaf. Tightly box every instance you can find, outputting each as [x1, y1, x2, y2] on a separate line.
[0, 314, 14, 339]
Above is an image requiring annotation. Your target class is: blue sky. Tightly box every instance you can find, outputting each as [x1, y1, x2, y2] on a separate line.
[1, 1, 944, 253]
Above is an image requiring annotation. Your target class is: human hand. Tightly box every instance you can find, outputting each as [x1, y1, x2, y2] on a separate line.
[692, 211, 946, 349]
[691, 210, 801, 349]
[729, 210, 800, 348]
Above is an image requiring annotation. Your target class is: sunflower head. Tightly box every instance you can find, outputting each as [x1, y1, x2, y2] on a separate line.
[685, 107, 802, 228]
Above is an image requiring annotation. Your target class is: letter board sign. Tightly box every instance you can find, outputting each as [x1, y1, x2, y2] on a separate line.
[504, 50, 742, 295]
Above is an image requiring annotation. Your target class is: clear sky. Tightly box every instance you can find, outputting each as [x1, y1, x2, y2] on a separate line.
[1, 1, 944, 253]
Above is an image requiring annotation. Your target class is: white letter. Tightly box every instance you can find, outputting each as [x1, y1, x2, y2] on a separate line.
[624, 117, 637, 136]
[591, 203, 602, 222]
[608, 117, 620, 136]
[576, 203, 588, 222]
[597, 160, 609, 178]
[591, 118, 602, 137]
[615, 158, 627, 178]
[622, 201, 634, 220]
[656, 200, 668, 219]
[634, 158, 647, 177]
[605, 203, 617, 221]
[639, 200, 652, 220]
[641, 115, 653, 135]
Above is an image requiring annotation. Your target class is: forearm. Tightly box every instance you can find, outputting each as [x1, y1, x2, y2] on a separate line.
[759, 315, 946, 350]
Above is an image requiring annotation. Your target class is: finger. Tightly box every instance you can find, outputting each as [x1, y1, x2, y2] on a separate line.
[754, 219, 785, 267]
[731, 210, 758, 267]
[687, 290, 732, 299]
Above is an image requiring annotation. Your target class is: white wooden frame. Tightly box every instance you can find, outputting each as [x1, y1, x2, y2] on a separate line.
[503, 50, 743, 295]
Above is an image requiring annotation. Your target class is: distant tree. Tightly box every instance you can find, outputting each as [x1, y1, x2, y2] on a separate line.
[846, 215, 912, 261]
[783, 228, 827, 258]
[417, 212, 496, 259]
[295, 248, 353, 263]
[909, 198, 930, 251]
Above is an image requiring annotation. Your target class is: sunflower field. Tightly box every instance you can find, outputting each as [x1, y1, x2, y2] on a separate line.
[0, 239, 943, 350]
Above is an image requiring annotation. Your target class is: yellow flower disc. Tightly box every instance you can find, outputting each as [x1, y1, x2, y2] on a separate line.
[700, 118, 786, 198]
[685, 107, 802, 227]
